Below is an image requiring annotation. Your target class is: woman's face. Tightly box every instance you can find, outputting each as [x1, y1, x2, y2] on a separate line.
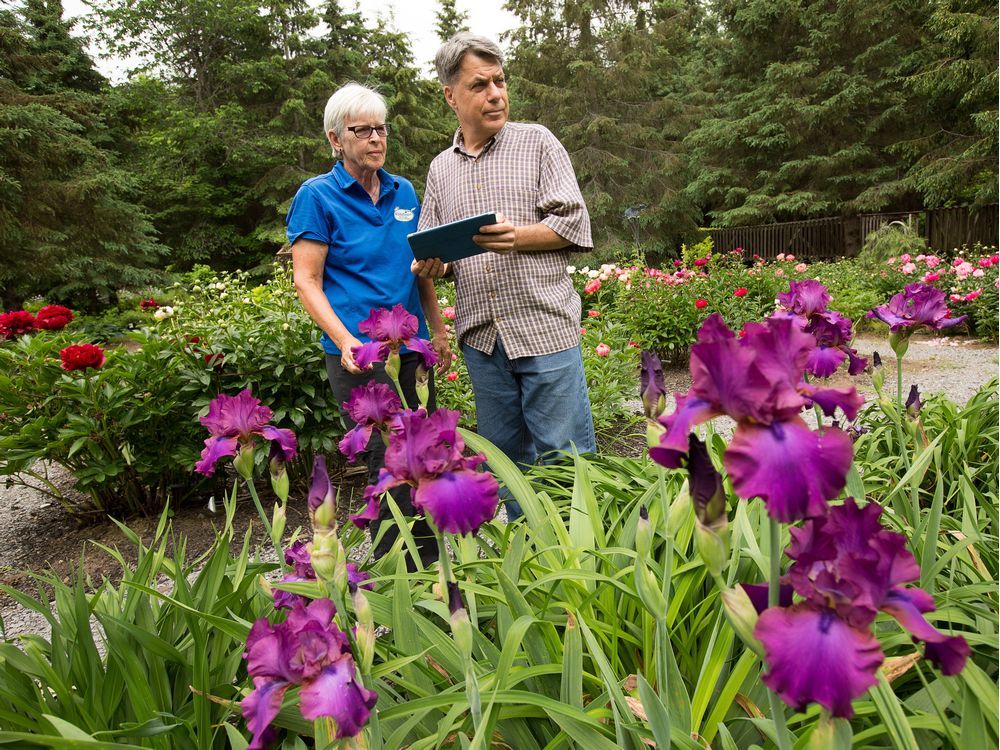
[329, 114, 388, 175]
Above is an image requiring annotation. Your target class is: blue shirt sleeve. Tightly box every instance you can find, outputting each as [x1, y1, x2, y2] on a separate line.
[286, 183, 334, 246]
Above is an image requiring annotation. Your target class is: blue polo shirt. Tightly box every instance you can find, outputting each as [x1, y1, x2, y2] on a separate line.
[286, 162, 428, 355]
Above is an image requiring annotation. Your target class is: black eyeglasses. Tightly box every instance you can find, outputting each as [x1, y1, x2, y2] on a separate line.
[346, 124, 389, 139]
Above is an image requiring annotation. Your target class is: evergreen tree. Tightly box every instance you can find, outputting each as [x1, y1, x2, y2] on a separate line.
[506, 0, 704, 251]
[894, 0, 998, 207]
[434, 0, 469, 43]
[685, 0, 928, 226]
[0, 2, 163, 309]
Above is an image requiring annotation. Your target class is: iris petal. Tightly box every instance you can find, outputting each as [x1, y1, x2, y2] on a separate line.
[725, 419, 853, 522]
[649, 393, 715, 468]
[339, 425, 374, 463]
[880, 588, 970, 675]
[261, 426, 297, 461]
[195, 435, 240, 476]
[756, 603, 883, 718]
[352, 341, 388, 370]
[806, 346, 847, 378]
[413, 468, 500, 534]
[242, 679, 289, 750]
[299, 657, 378, 738]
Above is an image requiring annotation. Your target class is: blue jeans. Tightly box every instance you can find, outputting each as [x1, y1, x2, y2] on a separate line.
[462, 337, 597, 520]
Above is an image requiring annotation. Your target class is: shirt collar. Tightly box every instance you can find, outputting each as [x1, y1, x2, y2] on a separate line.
[452, 122, 508, 158]
[332, 161, 398, 196]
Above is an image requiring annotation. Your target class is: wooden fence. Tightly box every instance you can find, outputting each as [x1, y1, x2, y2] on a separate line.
[706, 205, 999, 260]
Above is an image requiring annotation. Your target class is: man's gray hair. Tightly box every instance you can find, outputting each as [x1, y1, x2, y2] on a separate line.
[323, 83, 387, 153]
[434, 32, 504, 86]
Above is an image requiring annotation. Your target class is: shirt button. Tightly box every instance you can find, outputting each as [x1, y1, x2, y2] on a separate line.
[485, 265, 492, 273]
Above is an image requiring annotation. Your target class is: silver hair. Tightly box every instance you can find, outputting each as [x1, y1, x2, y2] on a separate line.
[434, 32, 504, 87]
[322, 82, 387, 157]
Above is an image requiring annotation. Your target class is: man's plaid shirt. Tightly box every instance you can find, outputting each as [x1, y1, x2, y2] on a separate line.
[418, 122, 593, 359]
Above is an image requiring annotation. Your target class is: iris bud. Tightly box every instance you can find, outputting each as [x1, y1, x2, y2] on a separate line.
[695, 523, 728, 579]
[271, 502, 286, 546]
[448, 582, 473, 658]
[888, 331, 910, 359]
[385, 349, 401, 385]
[352, 584, 376, 671]
[634, 558, 668, 618]
[268, 442, 289, 503]
[415, 364, 430, 408]
[720, 586, 763, 657]
[646, 419, 666, 448]
[635, 505, 652, 559]
[666, 481, 691, 538]
[233, 442, 255, 480]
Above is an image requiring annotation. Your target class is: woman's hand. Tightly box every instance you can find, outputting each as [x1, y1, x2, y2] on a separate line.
[432, 331, 453, 375]
[339, 335, 364, 374]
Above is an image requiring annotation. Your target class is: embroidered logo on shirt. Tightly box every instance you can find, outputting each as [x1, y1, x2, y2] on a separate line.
[394, 206, 415, 222]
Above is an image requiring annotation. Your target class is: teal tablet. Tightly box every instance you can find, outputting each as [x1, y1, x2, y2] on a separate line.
[407, 212, 497, 263]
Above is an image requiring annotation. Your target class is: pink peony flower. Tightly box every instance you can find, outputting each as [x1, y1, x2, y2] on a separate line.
[446, 371, 458, 381]
[786, 254, 796, 261]
[794, 263, 808, 273]
[923, 273, 940, 282]
[595, 343, 610, 357]
[587, 310, 601, 318]
[972, 269, 984, 277]
[901, 263, 916, 274]
[900, 254, 911, 263]
[776, 253, 785, 261]
[584, 279, 601, 294]
[442, 306, 455, 320]
[965, 290, 982, 301]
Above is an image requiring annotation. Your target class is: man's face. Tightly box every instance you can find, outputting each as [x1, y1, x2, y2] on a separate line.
[444, 53, 509, 141]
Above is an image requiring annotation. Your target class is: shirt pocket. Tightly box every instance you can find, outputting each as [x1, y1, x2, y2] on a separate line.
[496, 186, 540, 225]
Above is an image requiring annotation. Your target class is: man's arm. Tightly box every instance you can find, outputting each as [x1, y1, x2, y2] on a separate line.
[417, 276, 453, 374]
[472, 214, 570, 254]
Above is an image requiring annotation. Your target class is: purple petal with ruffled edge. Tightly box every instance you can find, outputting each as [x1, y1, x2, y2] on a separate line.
[697, 312, 737, 343]
[347, 562, 374, 591]
[807, 346, 847, 378]
[344, 382, 402, 425]
[845, 347, 868, 375]
[383, 409, 465, 482]
[868, 283, 968, 332]
[690, 338, 777, 423]
[242, 678, 289, 750]
[201, 389, 273, 437]
[350, 486, 382, 528]
[284, 541, 314, 575]
[195, 435, 240, 476]
[756, 603, 883, 718]
[365, 304, 418, 343]
[802, 384, 864, 421]
[879, 588, 970, 675]
[245, 621, 301, 683]
[404, 336, 438, 369]
[777, 279, 831, 317]
[339, 424, 374, 463]
[299, 656, 378, 737]
[413, 467, 500, 534]
[725, 418, 853, 522]
[649, 392, 715, 468]
[352, 341, 388, 370]
[261, 426, 297, 462]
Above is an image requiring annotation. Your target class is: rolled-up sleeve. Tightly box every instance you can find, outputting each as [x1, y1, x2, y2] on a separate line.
[537, 132, 593, 250]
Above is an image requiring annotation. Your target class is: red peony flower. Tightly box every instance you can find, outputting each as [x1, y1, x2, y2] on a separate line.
[584, 279, 601, 294]
[628, 340, 640, 348]
[734, 287, 748, 298]
[442, 306, 456, 321]
[35, 305, 74, 330]
[695, 298, 708, 309]
[587, 310, 601, 318]
[139, 298, 159, 310]
[579, 327, 587, 335]
[60, 343, 106, 371]
[0, 310, 36, 338]
[694, 258, 708, 267]
[204, 352, 225, 369]
[446, 371, 458, 381]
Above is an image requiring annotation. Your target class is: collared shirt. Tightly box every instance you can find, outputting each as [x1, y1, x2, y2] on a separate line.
[286, 161, 428, 355]
[419, 122, 592, 359]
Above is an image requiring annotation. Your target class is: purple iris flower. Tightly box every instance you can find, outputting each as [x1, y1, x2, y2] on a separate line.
[273, 542, 373, 610]
[195, 389, 297, 476]
[351, 409, 500, 534]
[776, 279, 830, 316]
[352, 305, 438, 370]
[650, 315, 860, 522]
[640, 350, 667, 419]
[867, 283, 968, 333]
[804, 311, 868, 378]
[338, 382, 403, 463]
[241, 598, 377, 747]
[755, 499, 969, 718]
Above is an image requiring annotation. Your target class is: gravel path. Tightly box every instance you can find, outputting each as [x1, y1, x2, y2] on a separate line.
[1, 333, 996, 640]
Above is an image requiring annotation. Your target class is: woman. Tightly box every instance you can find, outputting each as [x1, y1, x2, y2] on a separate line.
[288, 82, 451, 567]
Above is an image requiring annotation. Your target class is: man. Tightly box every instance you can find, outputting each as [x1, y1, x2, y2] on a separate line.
[413, 32, 596, 518]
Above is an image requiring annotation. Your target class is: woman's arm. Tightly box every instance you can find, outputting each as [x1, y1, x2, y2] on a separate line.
[418, 277, 453, 375]
[291, 238, 364, 374]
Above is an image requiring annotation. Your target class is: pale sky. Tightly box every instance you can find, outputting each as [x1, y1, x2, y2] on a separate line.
[61, 0, 520, 82]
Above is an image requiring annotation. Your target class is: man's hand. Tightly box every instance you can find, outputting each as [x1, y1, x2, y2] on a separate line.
[431, 331, 453, 375]
[411, 258, 450, 278]
[473, 211, 517, 253]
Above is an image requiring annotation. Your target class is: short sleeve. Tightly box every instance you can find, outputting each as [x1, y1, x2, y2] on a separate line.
[537, 131, 593, 250]
[286, 183, 334, 246]
[417, 167, 440, 231]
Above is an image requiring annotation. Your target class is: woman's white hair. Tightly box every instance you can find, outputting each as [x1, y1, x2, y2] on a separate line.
[323, 83, 388, 157]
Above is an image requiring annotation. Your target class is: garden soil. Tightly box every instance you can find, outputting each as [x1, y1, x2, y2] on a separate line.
[1, 332, 996, 638]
